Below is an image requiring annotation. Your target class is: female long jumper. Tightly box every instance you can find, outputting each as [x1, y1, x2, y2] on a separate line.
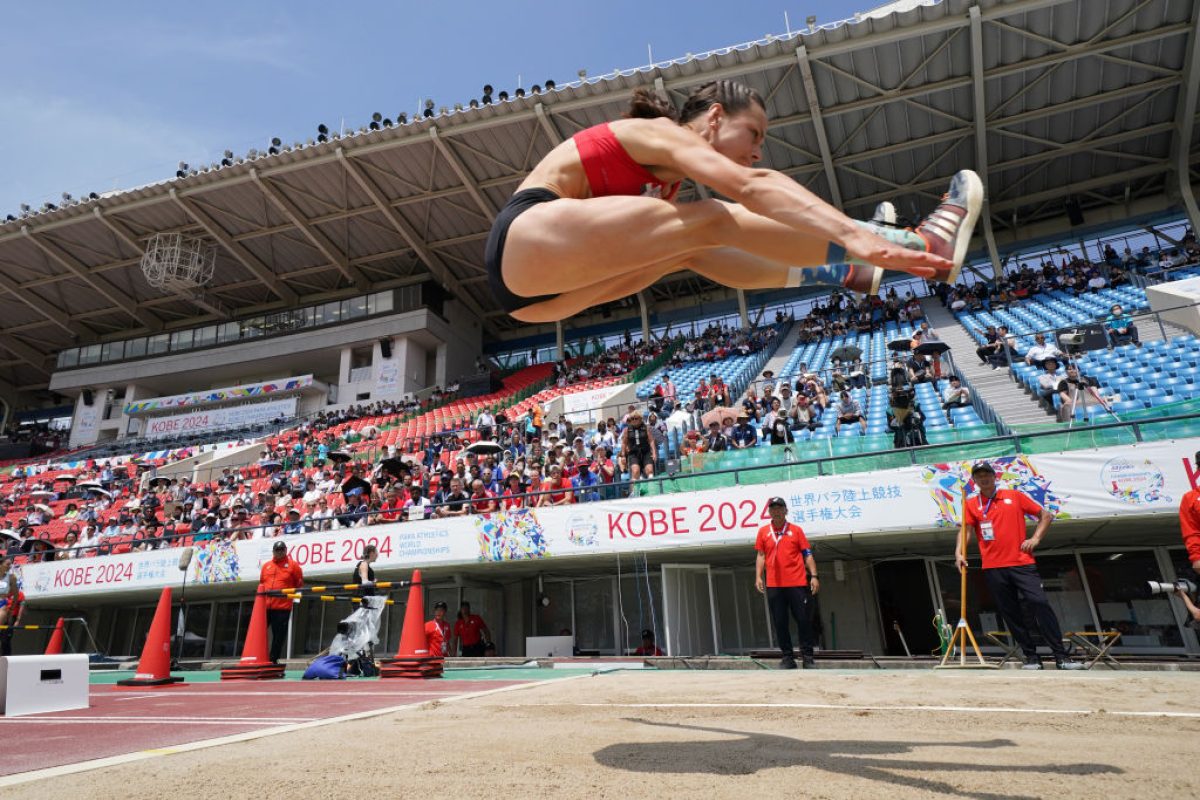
[485, 79, 982, 323]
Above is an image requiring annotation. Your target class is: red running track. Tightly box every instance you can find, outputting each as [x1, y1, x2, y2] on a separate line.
[0, 679, 523, 777]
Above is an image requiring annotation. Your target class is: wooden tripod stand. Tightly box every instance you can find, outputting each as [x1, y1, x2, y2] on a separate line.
[937, 487, 998, 669]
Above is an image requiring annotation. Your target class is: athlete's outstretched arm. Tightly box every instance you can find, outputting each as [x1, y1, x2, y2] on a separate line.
[645, 123, 948, 276]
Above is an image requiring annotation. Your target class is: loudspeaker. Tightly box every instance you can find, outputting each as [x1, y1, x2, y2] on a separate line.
[1065, 198, 1084, 226]
[379, 338, 392, 359]
[81, 389, 94, 406]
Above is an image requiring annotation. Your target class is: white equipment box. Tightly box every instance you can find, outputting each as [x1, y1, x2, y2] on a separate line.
[0, 655, 89, 716]
[525, 636, 575, 657]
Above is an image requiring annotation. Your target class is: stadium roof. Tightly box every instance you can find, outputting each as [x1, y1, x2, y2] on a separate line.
[1, 0, 1197, 394]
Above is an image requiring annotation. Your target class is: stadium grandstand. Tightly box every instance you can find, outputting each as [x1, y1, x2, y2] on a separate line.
[2, 0, 1199, 686]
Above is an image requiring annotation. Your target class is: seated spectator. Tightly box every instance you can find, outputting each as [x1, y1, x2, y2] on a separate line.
[766, 411, 794, 445]
[941, 376, 971, 413]
[543, 466, 574, 506]
[282, 509, 305, 535]
[986, 326, 1019, 369]
[468, 479, 498, 513]
[1036, 358, 1064, 408]
[833, 391, 867, 436]
[1024, 333, 1063, 367]
[703, 421, 730, 452]
[731, 414, 757, 449]
[571, 461, 602, 503]
[1105, 304, 1140, 347]
[975, 325, 1001, 365]
[436, 477, 470, 517]
[790, 396, 819, 432]
[500, 473, 527, 509]
[403, 484, 434, 521]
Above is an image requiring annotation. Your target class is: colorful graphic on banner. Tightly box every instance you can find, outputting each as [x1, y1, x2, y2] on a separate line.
[475, 508, 549, 562]
[192, 540, 241, 585]
[922, 455, 1068, 527]
[124, 375, 313, 415]
[1100, 457, 1171, 504]
[21, 437, 1199, 600]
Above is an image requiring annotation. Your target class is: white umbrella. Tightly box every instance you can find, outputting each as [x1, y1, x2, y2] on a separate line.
[32, 503, 52, 514]
[29, 490, 55, 498]
[358, 424, 380, 438]
[76, 481, 104, 492]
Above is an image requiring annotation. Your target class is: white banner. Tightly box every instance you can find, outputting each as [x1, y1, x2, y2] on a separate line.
[563, 383, 630, 423]
[20, 437, 1199, 600]
[375, 359, 399, 395]
[141, 397, 297, 440]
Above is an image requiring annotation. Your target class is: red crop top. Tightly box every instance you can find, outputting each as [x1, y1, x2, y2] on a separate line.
[573, 123, 681, 201]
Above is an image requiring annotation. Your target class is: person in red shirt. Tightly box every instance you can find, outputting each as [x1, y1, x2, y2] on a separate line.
[425, 601, 451, 658]
[956, 461, 1081, 670]
[755, 496, 819, 669]
[500, 473, 526, 510]
[259, 540, 304, 664]
[452, 602, 492, 657]
[634, 628, 663, 657]
[544, 465, 574, 506]
[1178, 451, 1200, 574]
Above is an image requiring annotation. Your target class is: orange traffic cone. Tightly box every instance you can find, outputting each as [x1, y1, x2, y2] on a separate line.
[380, 569, 443, 679]
[116, 588, 183, 687]
[43, 617, 65, 655]
[221, 586, 285, 680]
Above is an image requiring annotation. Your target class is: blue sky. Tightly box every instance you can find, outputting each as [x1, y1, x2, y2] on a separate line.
[1, 1, 873, 215]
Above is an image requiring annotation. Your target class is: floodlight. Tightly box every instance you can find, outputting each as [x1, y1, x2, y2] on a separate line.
[545, 79, 555, 90]
[317, 124, 329, 142]
[268, 137, 282, 155]
[372, 112, 382, 122]
[221, 149, 234, 166]
[176, 161, 189, 178]
[515, 88, 526, 98]
[531, 84, 541, 94]
[396, 112, 408, 124]
[469, 99, 479, 109]
[498, 90, 509, 101]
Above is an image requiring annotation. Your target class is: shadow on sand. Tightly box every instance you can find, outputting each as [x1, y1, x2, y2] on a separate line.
[593, 719, 1120, 800]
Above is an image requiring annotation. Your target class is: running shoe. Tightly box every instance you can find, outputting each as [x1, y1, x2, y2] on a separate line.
[1020, 657, 1043, 670]
[779, 655, 798, 670]
[1055, 659, 1085, 671]
[872, 201, 898, 226]
[801, 655, 816, 669]
[915, 170, 983, 285]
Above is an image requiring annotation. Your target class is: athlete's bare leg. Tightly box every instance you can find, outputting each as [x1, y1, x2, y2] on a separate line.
[510, 250, 878, 323]
[503, 196, 934, 298]
[501, 171, 981, 301]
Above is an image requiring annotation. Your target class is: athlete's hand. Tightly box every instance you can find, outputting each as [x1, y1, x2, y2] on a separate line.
[843, 230, 949, 278]
[755, 576, 765, 595]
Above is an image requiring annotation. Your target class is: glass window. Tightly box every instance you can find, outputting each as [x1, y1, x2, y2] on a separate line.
[58, 348, 79, 368]
[170, 329, 193, 351]
[147, 334, 170, 355]
[573, 577, 616, 654]
[101, 341, 124, 362]
[194, 326, 216, 348]
[347, 296, 367, 319]
[242, 317, 263, 338]
[1078, 551, 1184, 649]
[78, 344, 102, 365]
[217, 322, 239, 344]
[125, 338, 146, 358]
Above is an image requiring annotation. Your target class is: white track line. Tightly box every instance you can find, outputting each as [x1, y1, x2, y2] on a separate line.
[0, 674, 593, 788]
[543, 701, 1200, 719]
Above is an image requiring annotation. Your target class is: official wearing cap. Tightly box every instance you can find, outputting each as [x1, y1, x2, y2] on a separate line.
[755, 496, 819, 669]
[259, 540, 304, 665]
[957, 462, 1082, 670]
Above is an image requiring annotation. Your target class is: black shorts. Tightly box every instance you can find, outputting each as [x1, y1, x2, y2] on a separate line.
[485, 188, 560, 313]
[629, 446, 654, 469]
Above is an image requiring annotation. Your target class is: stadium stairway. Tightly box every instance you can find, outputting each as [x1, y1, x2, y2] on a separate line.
[921, 299, 1051, 426]
[737, 320, 800, 402]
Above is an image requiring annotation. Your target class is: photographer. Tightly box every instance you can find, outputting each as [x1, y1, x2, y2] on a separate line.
[1177, 585, 1200, 624]
[887, 385, 927, 448]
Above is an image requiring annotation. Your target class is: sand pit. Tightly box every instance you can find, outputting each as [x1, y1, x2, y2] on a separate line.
[5, 669, 1197, 799]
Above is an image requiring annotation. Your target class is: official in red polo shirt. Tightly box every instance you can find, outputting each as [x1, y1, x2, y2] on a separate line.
[1178, 451, 1200, 574]
[755, 496, 819, 669]
[425, 601, 451, 658]
[452, 601, 492, 657]
[956, 461, 1082, 670]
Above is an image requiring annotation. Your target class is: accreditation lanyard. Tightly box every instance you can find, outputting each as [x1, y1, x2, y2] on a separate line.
[979, 494, 996, 541]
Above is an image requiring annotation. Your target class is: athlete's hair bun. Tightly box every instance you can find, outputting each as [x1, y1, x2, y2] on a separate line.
[625, 87, 678, 121]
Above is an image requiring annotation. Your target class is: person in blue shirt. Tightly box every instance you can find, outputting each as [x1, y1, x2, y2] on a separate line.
[571, 461, 602, 503]
[1104, 303, 1140, 347]
[731, 414, 758, 449]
